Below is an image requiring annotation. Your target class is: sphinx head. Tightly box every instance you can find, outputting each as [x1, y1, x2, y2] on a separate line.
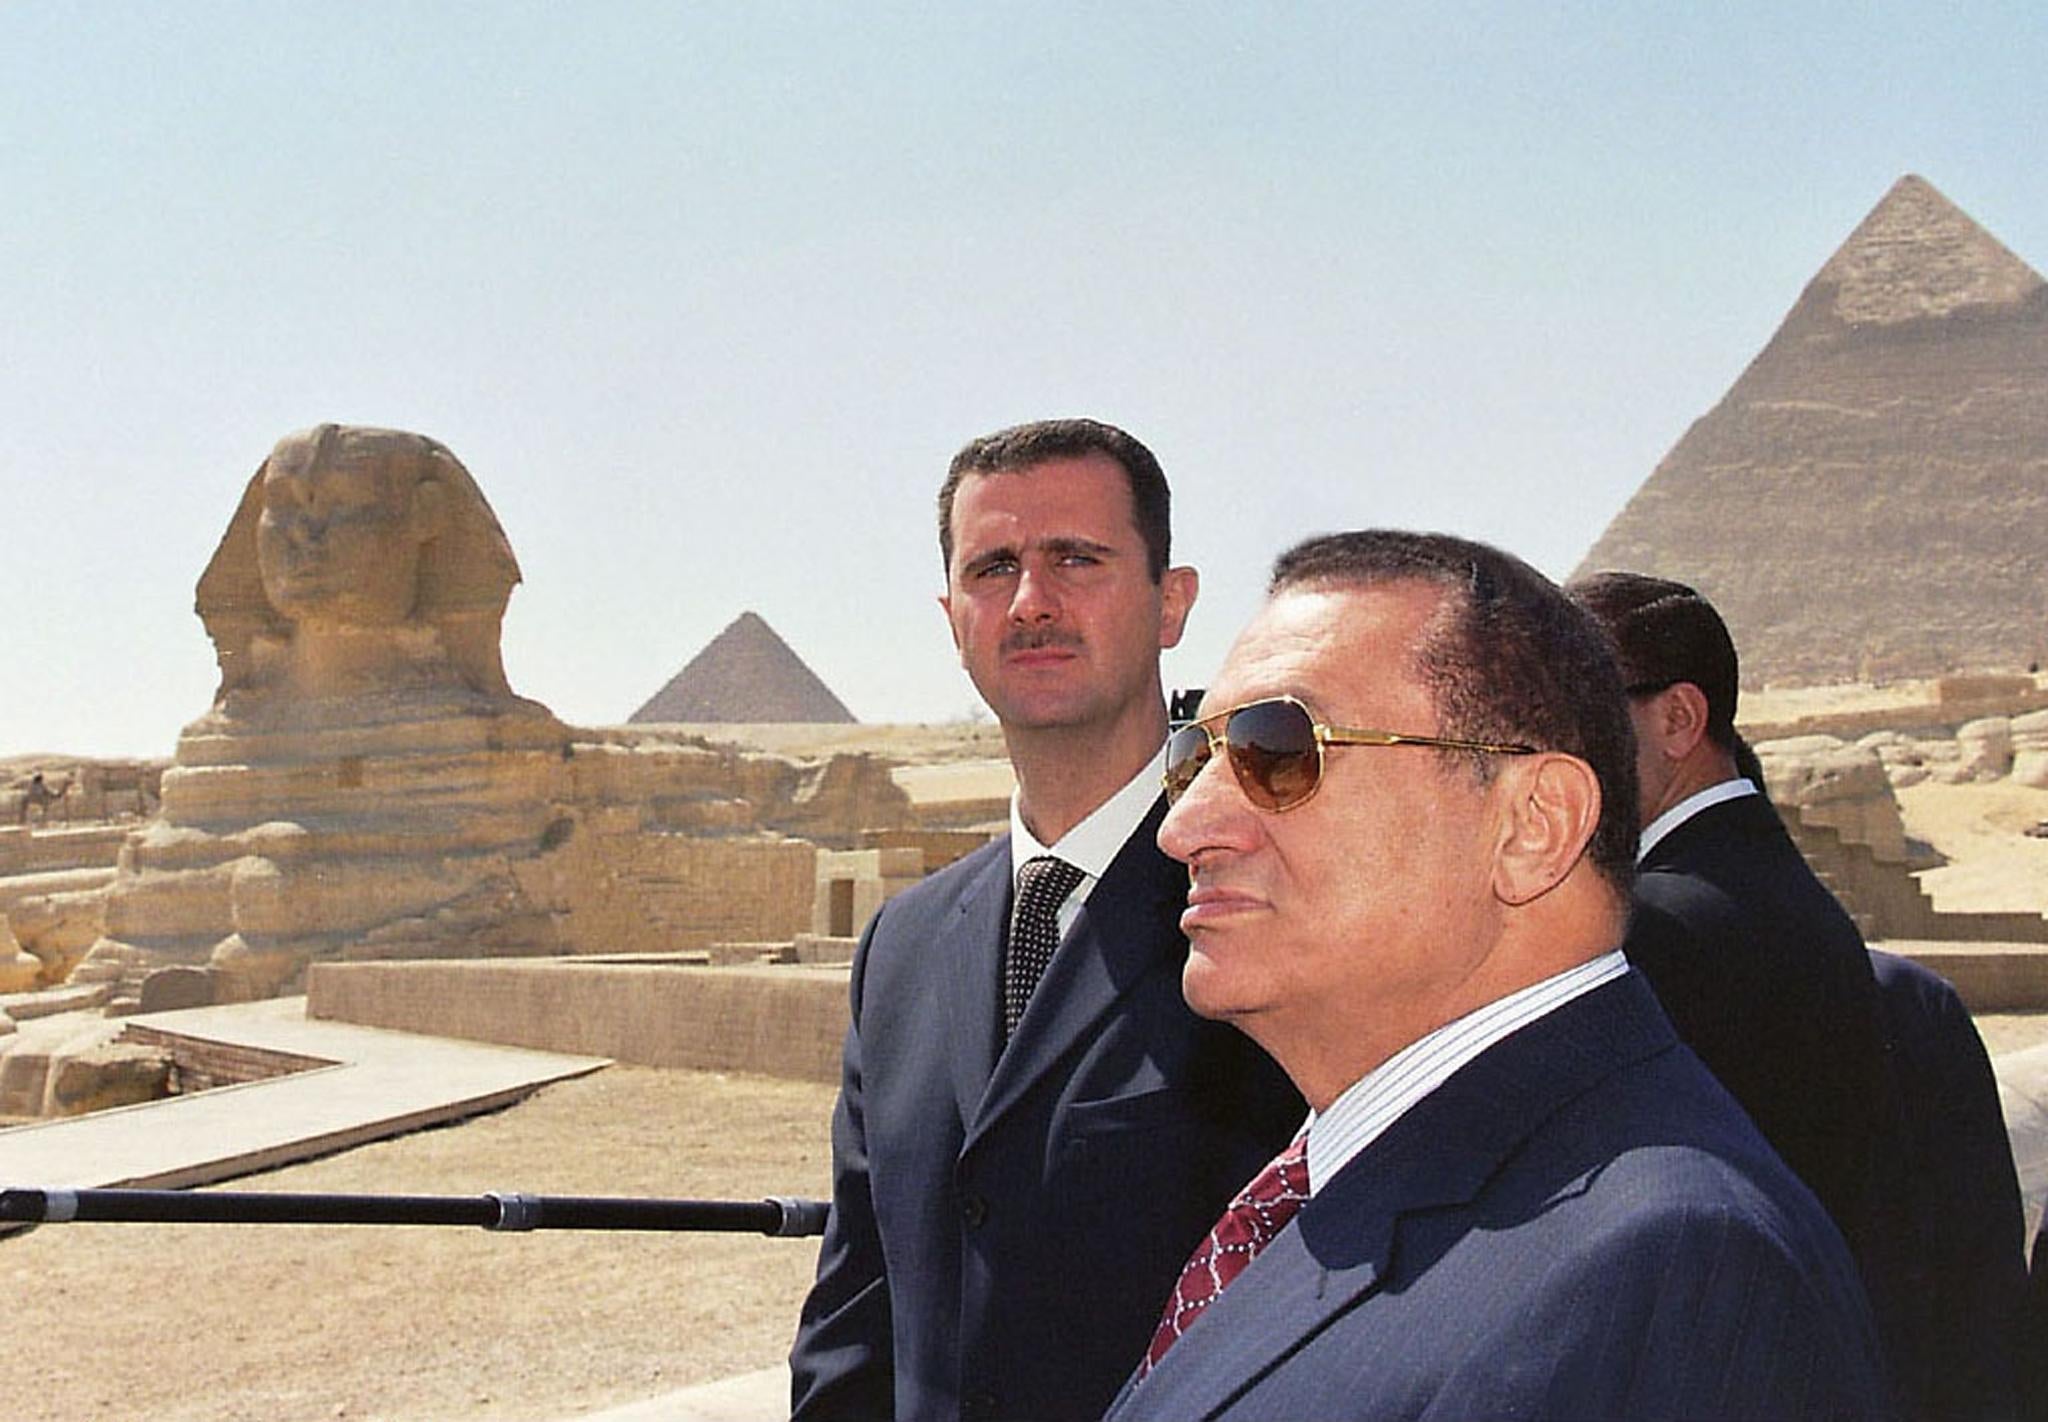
[255, 424, 448, 629]
[197, 425, 522, 700]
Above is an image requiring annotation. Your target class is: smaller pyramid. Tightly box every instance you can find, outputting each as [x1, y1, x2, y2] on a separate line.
[630, 612, 856, 724]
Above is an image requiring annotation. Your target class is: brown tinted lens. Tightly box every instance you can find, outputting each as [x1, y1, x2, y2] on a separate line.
[1162, 724, 1212, 804]
[1225, 699, 1321, 811]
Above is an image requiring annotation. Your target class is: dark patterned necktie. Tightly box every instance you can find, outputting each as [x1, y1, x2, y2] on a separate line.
[1003, 855, 1084, 1037]
[1139, 1134, 1311, 1377]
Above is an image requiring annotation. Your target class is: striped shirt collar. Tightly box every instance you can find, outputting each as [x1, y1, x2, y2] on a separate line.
[1303, 950, 1631, 1196]
[1637, 776, 1758, 862]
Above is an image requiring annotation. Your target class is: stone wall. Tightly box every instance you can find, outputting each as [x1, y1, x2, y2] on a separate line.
[517, 819, 819, 954]
[307, 958, 848, 1082]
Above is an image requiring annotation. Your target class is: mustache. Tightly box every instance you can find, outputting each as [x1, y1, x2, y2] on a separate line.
[1001, 626, 1084, 655]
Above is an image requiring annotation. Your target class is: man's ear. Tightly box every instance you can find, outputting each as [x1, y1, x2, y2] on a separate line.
[1492, 753, 1601, 907]
[937, 592, 963, 656]
[1642, 681, 1712, 763]
[1158, 565, 1198, 650]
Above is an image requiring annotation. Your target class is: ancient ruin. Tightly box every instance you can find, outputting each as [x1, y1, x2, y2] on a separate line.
[0, 426, 923, 1034]
[630, 610, 856, 724]
[1577, 174, 2048, 686]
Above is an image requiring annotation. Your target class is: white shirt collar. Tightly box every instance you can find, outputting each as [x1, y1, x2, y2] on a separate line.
[1010, 742, 1167, 885]
[1637, 776, 1759, 862]
[1303, 951, 1631, 1196]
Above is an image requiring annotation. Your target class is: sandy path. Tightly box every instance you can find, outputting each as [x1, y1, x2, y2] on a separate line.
[1, 1066, 836, 1422]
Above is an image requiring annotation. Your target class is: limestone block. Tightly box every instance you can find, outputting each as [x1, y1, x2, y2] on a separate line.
[1955, 717, 2014, 781]
[102, 863, 239, 939]
[44, 1041, 174, 1116]
[1938, 674, 2035, 704]
[7, 888, 108, 984]
[209, 933, 308, 999]
[138, 965, 221, 1013]
[227, 853, 518, 938]
[1753, 737, 1910, 861]
[0, 916, 38, 993]
[2011, 710, 2048, 787]
[0, 1049, 49, 1116]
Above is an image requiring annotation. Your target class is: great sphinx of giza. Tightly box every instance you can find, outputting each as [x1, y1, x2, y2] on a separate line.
[77, 425, 574, 1006]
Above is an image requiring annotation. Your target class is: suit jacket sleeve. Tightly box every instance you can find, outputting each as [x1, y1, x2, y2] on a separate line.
[789, 909, 894, 1421]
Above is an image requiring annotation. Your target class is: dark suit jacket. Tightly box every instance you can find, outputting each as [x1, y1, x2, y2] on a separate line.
[1864, 949, 2026, 1421]
[789, 799, 1301, 1421]
[2023, 1228, 2048, 1422]
[1626, 791, 1887, 1262]
[1104, 972, 1889, 1422]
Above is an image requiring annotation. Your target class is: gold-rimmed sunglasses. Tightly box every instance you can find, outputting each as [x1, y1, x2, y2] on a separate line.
[1164, 694, 1537, 813]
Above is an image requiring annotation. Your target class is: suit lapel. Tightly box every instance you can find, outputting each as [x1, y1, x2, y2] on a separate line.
[967, 798, 1182, 1153]
[1119, 975, 1676, 1420]
[942, 841, 1014, 1127]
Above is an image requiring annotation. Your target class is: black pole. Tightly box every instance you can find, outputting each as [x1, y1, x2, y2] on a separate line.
[0, 1187, 828, 1237]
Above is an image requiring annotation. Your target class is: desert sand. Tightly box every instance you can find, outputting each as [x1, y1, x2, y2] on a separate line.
[2, 1065, 835, 1422]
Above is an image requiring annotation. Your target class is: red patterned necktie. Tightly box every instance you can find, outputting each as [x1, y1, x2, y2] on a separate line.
[1140, 1134, 1311, 1377]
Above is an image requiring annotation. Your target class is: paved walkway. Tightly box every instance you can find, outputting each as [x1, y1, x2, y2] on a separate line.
[0, 996, 607, 1190]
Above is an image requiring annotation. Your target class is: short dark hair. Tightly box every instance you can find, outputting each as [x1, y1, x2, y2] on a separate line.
[1565, 572, 1739, 752]
[938, 418, 1171, 581]
[1271, 530, 1639, 892]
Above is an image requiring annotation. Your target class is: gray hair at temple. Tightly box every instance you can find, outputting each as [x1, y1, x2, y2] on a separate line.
[1269, 530, 1640, 892]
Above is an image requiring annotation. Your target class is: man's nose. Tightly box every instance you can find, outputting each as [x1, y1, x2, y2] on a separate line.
[1007, 566, 1059, 622]
[1158, 746, 1252, 865]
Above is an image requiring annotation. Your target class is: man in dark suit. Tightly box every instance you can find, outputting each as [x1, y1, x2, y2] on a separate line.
[789, 420, 1300, 1420]
[1113, 531, 1884, 1420]
[1567, 571, 1887, 1261]
[1863, 949, 2026, 1420]
[1571, 571, 2025, 1420]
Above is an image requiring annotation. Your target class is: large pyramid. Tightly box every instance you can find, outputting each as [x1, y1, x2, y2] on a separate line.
[1575, 175, 2048, 686]
[630, 611, 856, 723]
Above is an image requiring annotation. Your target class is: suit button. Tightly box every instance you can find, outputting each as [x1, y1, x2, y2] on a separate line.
[964, 1387, 998, 1417]
[961, 1193, 988, 1228]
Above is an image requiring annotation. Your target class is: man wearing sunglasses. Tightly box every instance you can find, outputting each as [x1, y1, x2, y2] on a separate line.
[791, 419, 1300, 1421]
[1569, 570, 2025, 1422]
[1110, 531, 1885, 1421]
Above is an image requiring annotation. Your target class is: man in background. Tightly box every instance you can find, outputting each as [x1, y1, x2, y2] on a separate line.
[790, 419, 1299, 1420]
[1567, 571, 1887, 1256]
[1571, 569, 2024, 1420]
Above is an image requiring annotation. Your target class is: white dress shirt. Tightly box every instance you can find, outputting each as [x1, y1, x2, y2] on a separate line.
[1638, 776, 1759, 862]
[1009, 743, 1167, 943]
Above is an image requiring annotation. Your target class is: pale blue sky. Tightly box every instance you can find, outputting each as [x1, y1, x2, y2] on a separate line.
[4, 3, 2043, 756]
